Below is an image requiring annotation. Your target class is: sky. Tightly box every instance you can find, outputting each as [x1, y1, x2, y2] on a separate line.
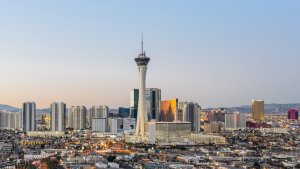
[0, 1, 299, 109]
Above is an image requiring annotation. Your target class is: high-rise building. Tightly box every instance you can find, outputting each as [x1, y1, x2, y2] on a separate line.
[207, 109, 226, 122]
[203, 121, 223, 133]
[0, 111, 10, 129]
[134, 38, 150, 139]
[178, 102, 201, 132]
[225, 112, 238, 128]
[237, 113, 247, 128]
[130, 88, 161, 121]
[118, 107, 130, 118]
[92, 118, 107, 133]
[89, 106, 109, 118]
[109, 118, 124, 133]
[130, 89, 139, 119]
[50, 102, 67, 132]
[178, 102, 188, 122]
[252, 100, 265, 121]
[145, 88, 161, 121]
[89, 106, 109, 128]
[22, 102, 36, 132]
[0, 110, 20, 130]
[225, 112, 247, 129]
[68, 106, 87, 130]
[288, 108, 298, 121]
[161, 99, 178, 122]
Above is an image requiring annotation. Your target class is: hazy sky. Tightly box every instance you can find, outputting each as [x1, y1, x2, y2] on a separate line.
[0, 1, 299, 108]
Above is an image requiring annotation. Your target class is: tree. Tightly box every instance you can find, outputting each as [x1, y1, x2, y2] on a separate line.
[107, 155, 116, 162]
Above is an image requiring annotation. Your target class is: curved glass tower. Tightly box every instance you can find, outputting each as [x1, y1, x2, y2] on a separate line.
[134, 40, 150, 139]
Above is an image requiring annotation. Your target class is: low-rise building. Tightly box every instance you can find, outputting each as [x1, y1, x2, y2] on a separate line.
[148, 121, 191, 144]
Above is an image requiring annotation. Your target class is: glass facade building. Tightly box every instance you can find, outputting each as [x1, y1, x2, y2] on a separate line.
[130, 88, 161, 121]
[161, 99, 178, 122]
[252, 100, 265, 121]
[288, 108, 299, 121]
[118, 107, 130, 118]
[130, 89, 139, 119]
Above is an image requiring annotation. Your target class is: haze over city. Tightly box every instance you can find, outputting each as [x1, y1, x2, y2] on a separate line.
[0, 1, 299, 108]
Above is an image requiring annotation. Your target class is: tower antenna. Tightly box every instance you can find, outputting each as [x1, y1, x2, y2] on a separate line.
[141, 33, 143, 53]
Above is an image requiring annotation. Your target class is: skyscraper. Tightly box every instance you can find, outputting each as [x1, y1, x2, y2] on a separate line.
[130, 89, 139, 119]
[225, 112, 247, 129]
[237, 113, 247, 128]
[225, 112, 238, 128]
[0, 110, 20, 130]
[130, 88, 161, 121]
[109, 118, 124, 133]
[68, 106, 87, 130]
[89, 106, 109, 118]
[50, 102, 67, 132]
[134, 38, 150, 139]
[146, 88, 161, 121]
[161, 99, 178, 122]
[252, 100, 265, 121]
[89, 106, 109, 129]
[288, 108, 298, 121]
[118, 107, 130, 117]
[178, 102, 201, 132]
[92, 118, 107, 132]
[22, 102, 36, 132]
[207, 109, 226, 122]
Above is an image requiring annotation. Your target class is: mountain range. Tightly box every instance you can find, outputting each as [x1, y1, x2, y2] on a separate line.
[0, 103, 299, 114]
[0, 104, 50, 114]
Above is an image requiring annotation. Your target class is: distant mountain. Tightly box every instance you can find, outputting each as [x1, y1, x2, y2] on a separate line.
[0, 104, 21, 112]
[215, 103, 300, 113]
[109, 108, 119, 114]
[37, 108, 50, 114]
[0, 104, 50, 114]
[1, 103, 299, 114]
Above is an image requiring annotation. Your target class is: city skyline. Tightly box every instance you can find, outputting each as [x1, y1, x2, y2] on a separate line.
[1, 1, 300, 108]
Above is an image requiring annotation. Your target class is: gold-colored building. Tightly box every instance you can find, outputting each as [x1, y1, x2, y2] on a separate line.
[161, 99, 178, 122]
[41, 114, 51, 124]
[20, 140, 48, 146]
[200, 110, 208, 121]
[252, 100, 265, 121]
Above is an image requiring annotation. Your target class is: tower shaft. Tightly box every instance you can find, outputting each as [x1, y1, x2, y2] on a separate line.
[135, 66, 147, 138]
[134, 36, 150, 141]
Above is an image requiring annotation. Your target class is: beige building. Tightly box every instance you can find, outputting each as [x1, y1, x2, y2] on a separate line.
[252, 100, 265, 121]
[190, 134, 226, 145]
[26, 131, 65, 137]
[148, 121, 191, 143]
[203, 121, 223, 133]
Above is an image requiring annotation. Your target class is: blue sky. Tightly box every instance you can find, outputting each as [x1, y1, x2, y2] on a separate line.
[0, 1, 299, 108]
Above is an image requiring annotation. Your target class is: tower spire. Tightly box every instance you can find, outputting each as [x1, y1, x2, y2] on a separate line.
[141, 33, 144, 53]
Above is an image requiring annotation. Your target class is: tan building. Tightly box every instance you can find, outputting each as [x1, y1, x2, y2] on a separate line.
[148, 121, 191, 143]
[190, 134, 226, 145]
[252, 100, 265, 121]
[203, 121, 222, 133]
